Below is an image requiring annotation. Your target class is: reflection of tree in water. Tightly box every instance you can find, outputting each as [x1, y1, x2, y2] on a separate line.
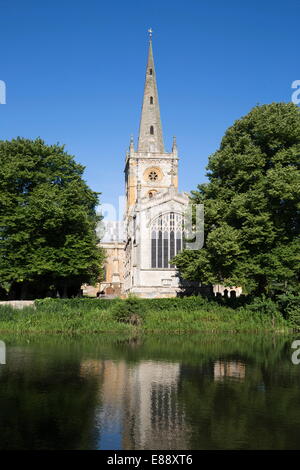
[176, 338, 300, 449]
[0, 345, 101, 450]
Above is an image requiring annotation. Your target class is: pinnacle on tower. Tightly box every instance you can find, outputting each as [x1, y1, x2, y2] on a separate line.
[137, 29, 164, 153]
[172, 136, 178, 156]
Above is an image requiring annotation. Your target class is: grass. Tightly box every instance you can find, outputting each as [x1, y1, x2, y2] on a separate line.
[0, 296, 292, 334]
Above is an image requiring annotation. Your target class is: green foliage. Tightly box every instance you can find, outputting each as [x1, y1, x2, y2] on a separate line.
[38, 295, 230, 314]
[277, 293, 300, 327]
[35, 297, 117, 311]
[112, 296, 146, 325]
[137, 295, 209, 312]
[0, 137, 105, 298]
[286, 309, 300, 328]
[0, 296, 290, 333]
[174, 103, 300, 295]
[240, 296, 281, 319]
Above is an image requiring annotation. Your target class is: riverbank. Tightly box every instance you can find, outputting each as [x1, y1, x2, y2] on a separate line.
[0, 297, 293, 334]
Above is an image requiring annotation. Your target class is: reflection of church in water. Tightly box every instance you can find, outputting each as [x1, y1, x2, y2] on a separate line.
[81, 359, 190, 450]
[80, 356, 246, 450]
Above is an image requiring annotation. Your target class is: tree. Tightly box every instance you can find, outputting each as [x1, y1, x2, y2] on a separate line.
[174, 103, 300, 296]
[0, 137, 104, 299]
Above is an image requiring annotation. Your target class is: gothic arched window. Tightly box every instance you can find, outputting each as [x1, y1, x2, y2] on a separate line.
[150, 96, 153, 104]
[150, 126, 154, 135]
[151, 212, 184, 268]
[149, 68, 153, 75]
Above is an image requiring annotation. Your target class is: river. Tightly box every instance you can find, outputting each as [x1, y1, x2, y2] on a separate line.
[0, 333, 299, 450]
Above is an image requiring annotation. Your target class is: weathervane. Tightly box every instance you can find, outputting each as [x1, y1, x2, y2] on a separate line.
[148, 28, 153, 39]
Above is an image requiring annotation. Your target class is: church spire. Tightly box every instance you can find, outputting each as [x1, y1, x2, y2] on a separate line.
[137, 29, 164, 153]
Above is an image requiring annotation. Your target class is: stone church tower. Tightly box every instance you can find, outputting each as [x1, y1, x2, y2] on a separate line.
[91, 32, 241, 299]
[123, 31, 189, 297]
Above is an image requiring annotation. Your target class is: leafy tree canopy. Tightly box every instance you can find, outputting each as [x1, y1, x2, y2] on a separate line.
[174, 103, 300, 295]
[0, 137, 104, 298]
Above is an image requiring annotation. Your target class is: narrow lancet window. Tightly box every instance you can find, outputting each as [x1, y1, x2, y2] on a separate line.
[150, 126, 154, 135]
[150, 96, 153, 104]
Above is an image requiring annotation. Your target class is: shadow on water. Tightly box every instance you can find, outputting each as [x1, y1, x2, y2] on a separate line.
[0, 333, 300, 450]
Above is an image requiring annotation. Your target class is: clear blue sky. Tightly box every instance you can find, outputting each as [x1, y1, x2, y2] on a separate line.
[0, 0, 299, 213]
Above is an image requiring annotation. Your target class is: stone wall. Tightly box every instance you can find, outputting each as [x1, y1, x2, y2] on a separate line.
[0, 300, 35, 309]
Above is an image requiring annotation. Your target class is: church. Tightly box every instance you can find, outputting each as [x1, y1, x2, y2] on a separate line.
[87, 31, 242, 300]
[94, 31, 190, 298]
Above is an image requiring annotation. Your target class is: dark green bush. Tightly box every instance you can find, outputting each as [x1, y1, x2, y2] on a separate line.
[245, 296, 281, 318]
[34, 295, 211, 314]
[277, 294, 300, 327]
[287, 309, 300, 328]
[35, 297, 118, 312]
[139, 296, 209, 312]
[112, 297, 146, 325]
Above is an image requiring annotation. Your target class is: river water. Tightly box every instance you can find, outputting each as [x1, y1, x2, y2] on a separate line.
[0, 333, 300, 450]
